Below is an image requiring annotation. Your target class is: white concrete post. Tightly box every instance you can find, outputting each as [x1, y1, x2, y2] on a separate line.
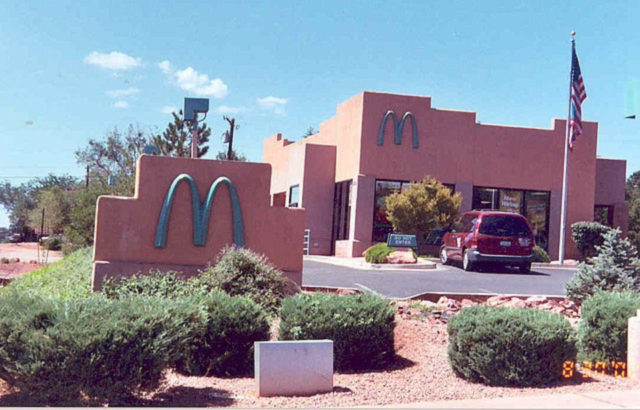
[628, 309, 640, 379]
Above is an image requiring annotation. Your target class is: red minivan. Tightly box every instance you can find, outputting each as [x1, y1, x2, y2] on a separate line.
[439, 211, 535, 273]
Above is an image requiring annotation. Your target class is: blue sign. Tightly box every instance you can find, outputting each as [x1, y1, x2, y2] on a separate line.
[377, 110, 419, 149]
[387, 233, 418, 248]
[154, 174, 245, 248]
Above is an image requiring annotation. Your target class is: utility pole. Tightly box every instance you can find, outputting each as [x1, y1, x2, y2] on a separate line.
[223, 116, 236, 160]
[85, 165, 90, 191]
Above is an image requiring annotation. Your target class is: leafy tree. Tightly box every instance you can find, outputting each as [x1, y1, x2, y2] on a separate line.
[302, 127, 317, 138]
[63, 185, 111, 254]
[27, 186, 76, 235]
[385, 176, 462, 245]
[626, 170, 640, 252]
[565, 229, 640, 303]
[152, 110, 211, 158]
[214, 149, 247, 162]
[75, 125, 151, 196]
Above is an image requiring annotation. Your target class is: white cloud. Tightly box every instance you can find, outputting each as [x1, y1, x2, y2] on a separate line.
[158, 60, 173, 75]
[106, 87, 140, 98]
[217, 105, 246, 115]
[257, 96, 287, 115]
[84, 51, 142, 71]
[161, 106, 178, 114]
[114, 101, 129, 109]
[159, 60, 228, 98]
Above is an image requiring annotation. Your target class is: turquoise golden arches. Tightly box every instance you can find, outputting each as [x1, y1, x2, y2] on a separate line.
[154, 174, 245, 249]
[377, 110, 419, 149]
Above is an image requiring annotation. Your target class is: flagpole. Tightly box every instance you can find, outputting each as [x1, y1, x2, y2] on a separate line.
[558, 31, 576, 265]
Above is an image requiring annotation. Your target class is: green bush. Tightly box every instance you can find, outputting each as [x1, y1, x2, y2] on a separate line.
[174, 292, 270, 377]
[531, 246, 551, 263]
[3, 247, 92, 300]
[197, 246, 297, 314]
[103, 273, 271, 377]
[447, 306, 577, 387]
[103, 270, 195, 300]
[0, 292, 186, 404]
[279, 293, 396, 371]
[364, 243, 394, 263]
[44, 236, 62, 251]
[578, 291, 640, 365]
[571, 222, 611, 260]
[565, 229, 640, 303]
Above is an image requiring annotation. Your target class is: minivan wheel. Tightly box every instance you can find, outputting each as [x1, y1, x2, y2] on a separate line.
[519, 262, 532, 274]
[440, 246, 449, 265]
[462, 250, 474, 272]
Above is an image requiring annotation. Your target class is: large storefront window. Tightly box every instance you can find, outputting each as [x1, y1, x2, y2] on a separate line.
[372, 180, 455, 243]
[472, 187, 550, 251]
[331, 180, 352, 254]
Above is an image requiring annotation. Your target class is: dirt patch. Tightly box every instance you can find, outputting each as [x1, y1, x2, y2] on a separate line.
[0, 243, 63, 264]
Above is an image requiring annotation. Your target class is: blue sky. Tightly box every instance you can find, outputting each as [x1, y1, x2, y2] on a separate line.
[1, 0, 639, 228]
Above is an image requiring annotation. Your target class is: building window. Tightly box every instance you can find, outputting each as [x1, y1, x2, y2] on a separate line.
[288, 185, 299, 208]
[472, 187, 550, 251]
[594, 205, 614, 227]
[331, 180, 352, 253]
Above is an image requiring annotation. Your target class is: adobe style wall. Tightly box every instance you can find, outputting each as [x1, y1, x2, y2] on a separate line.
[92, 155, 305, 290]
[263, 91, 627, 261]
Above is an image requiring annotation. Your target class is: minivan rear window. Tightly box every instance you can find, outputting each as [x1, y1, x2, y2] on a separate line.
[479, 216, 532, 237]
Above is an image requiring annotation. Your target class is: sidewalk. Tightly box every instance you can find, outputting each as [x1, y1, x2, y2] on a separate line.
[366, 389, 640, 409]
[304, 255, 437, 271]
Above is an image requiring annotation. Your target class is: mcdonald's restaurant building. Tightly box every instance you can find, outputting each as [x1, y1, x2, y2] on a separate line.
[262, 91, 628, 260]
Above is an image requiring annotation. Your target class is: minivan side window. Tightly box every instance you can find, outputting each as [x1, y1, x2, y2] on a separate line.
[463, 218, 477, 233]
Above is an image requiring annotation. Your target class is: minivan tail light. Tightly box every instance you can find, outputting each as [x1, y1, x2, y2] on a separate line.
[470, 237, 478, 250]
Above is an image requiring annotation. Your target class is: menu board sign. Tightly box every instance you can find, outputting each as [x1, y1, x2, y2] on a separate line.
[499, 190, 522, 213]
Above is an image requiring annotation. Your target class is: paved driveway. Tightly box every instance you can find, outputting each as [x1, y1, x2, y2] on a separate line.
[302, 260, 578, 298]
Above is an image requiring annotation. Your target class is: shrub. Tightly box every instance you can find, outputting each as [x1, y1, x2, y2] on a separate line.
[531, 246, 550, 263]
[578, 291, 640, 366]
[447, 306, 577, 387]
[0, 292, 185, 404]
[44, 236, 62, 251]
[565, 229, 640, 303]
[102, 274, 271, 377]
[197, 246, 297, 314]
[3, 247, 92, 300]
[571, 221, 611, 260]
[364, 243, 394, 263]
[103, 270, 195, 300]
[279, 293, 396, 371]
[174, 292, 270, 377]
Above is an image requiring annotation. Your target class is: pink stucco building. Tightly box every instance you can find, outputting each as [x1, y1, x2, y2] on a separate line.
[263, 91, 628, 260]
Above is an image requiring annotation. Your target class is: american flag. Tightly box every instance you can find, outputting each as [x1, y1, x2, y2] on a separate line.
[569, 40, 587, 150]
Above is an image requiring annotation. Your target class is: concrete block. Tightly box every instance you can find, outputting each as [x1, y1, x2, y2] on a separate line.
[255, 340, 333, 397]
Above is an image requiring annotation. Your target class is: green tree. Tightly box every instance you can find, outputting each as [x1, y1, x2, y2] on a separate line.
[152, 110, 211, 158]
[75, 125, 151, 196]
[626, 170, 640, 252]
[27, 186, 76, 234]
[385, 176, 462, 245]
[214, 149, 247, 162]
[565, 229, 640, 303]
[63, 185, 111, 253]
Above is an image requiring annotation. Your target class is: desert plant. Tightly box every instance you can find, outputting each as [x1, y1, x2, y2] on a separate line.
[0, 292, 186, 404]
[103, 270, 195, 300]
[571, 221, 611, 260]
[44, 235, 62, 251]
[279, 293, 396, 371]
[565, 229, 640, 303]
[531, 245, 550, 263]
[197, 246, 297, 314]
[447, 306, 577, 387]
[364, 243, 394, 263]
[578, 291, 640, 366]
[3, 247, 92, 300]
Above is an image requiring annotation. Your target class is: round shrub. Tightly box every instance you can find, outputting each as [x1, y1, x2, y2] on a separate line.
[44, 236, 62, 251]
[531, 245, 550, 263]
[279, 293, 396, 371]
[0, 292, 184, 404]
[578, 291, 640, 365]
[364, 243, 394, 263]
[571, 221, 611, 260]
[198, 246, 298, 314]
[447, 306, 577, 387]
[174, 292, 270, 377]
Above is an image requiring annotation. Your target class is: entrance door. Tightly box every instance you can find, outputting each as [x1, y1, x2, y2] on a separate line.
[330, 180, 352, 255]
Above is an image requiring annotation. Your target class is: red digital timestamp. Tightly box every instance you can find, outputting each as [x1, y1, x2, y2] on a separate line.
[562, 360, 628, 378]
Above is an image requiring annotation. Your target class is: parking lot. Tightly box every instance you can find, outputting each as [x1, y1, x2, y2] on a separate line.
[302, 259, 578, 298]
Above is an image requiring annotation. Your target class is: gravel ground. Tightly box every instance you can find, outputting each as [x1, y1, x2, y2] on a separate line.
[139, 314, 640, 408]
